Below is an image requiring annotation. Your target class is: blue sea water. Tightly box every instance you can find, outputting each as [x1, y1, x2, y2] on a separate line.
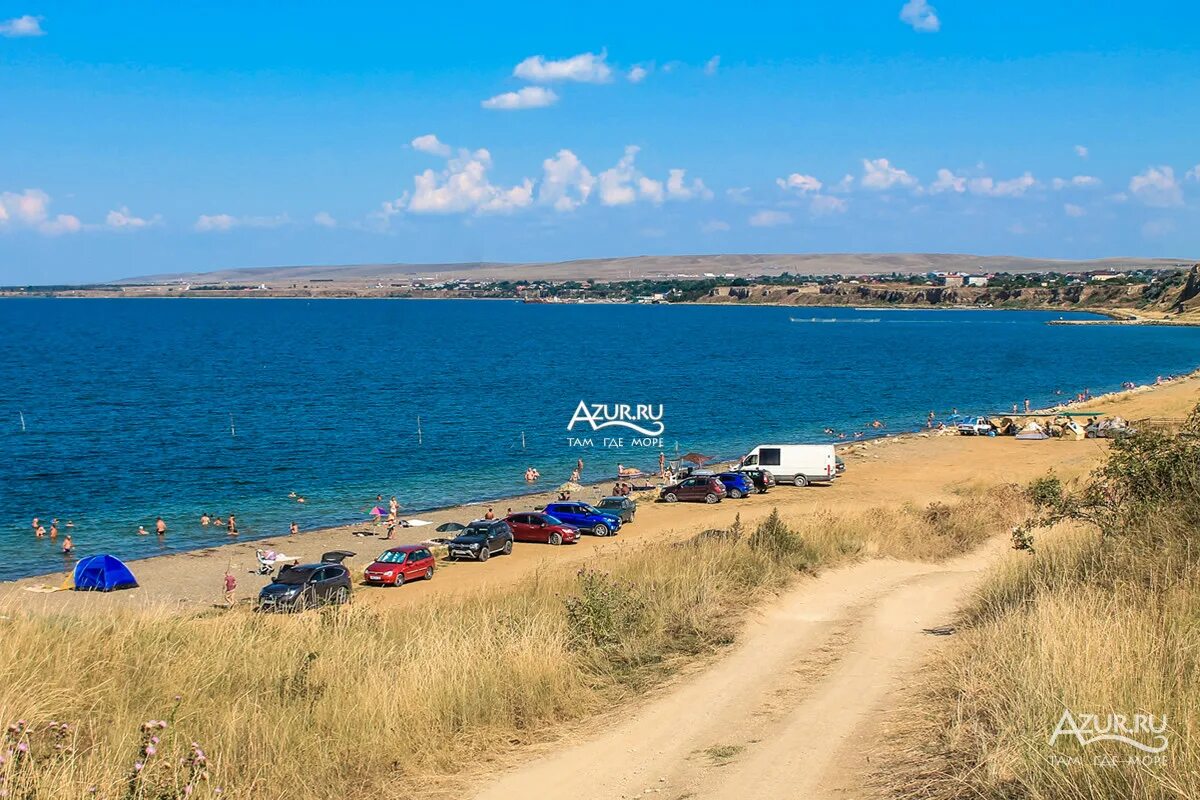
[1, 297, 1198, 581]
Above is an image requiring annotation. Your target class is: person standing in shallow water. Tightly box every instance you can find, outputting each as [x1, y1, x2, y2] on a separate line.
[227, 514, 238, 536]
[62, 534, 74, 556]
[156, 517, 167, 537]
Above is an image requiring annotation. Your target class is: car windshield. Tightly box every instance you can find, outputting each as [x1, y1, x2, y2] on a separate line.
[376, 551, 408, 564]
[579, 504, 601, 515]
[275, 568, 313, 585]
[598, 499, 621, 508]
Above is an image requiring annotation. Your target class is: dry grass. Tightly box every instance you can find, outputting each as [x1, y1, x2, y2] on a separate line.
[0, 489, 1021, 800]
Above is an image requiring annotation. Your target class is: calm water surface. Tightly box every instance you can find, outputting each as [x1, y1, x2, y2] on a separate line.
[1, 298, 1198, 580]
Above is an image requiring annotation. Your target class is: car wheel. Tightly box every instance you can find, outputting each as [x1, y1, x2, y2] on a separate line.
[424, 566, 434, 580]
[502, 540, 513, 555]
[593, 523, 610, 537]
[549, 532, 563, 546]
[478, 547, 490, 562]
[794, 475, 809, 487]
[704, 493, 719, 504]
[729, 489, 743, 499]
[664, 492, 678, 503]
[333, 586, 349, 605]
[393, 572, 405, 587]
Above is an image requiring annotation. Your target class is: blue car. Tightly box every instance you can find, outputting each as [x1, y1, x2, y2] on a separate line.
[716, 472, 755, 499]
[542, 502, 622, 537]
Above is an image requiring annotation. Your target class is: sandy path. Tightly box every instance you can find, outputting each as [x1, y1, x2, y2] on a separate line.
[471, 540, 1002, 800]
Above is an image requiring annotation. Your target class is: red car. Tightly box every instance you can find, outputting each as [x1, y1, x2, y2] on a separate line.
[363, 544, 436, 587]
[504, 512, 580, 545]
[660, 476, 728, 504]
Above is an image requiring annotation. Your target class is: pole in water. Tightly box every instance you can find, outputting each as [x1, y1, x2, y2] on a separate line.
[521, 430, 526, 449]
[229, 413, 236, 437]
[417, 416, 423, 445]
[19, 411, 26, 432]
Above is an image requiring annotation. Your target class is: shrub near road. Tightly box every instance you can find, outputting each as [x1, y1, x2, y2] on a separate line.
[0, 491, 1026, 800]
[893, 409, 1200, 800]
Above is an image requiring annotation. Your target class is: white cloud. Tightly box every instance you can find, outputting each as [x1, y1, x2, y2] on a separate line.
[861, 158, 918, 190]
[598, 146, 641, 206]
[408, 148, 533, 214]
[411, 134, 452, 157]
[627, 65, 649, 83]
[513, 51, 612, 83]
[0, 188, 81, 235]
[776, 173, 823, 193]
[0, 14, 44, 37]
[968, 172, 1036, 197]
[1186, 164, 1200, 181]
[481, 86, 558, 111]
[831, 174, 855, 193]
[899, 0, 940, 32]
[1129, 166, 1183, 207]
[930, 168, 966, 194]
[1051, 175, 1100, 190]
[810, 195, 848, 215]
[667, 168, 713, 200]
[194, 213, 288, 232]
[638, 176, 665, 204]
[313, 211, 337, 228]
[749, 209, 791, 227]
[1075, 144, 1089, 158]
[105, 206, 159, 230]
[1064, 203, 1086, 218]
[726, 186, 751, 204]
[539, 149, 595, 211]
[704, 55, 720, 76]
[701, 219, 731, 233]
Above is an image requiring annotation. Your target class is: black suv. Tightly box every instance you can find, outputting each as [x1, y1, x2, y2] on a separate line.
[448, 519, 514, 562]
[258, 562, 352, 611]
[736, 468, 776, 494]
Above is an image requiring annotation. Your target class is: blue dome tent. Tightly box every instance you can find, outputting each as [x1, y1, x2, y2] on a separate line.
[73, 554, 138, 592]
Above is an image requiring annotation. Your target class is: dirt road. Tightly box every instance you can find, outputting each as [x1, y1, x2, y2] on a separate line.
[470, 539, 1004, 800]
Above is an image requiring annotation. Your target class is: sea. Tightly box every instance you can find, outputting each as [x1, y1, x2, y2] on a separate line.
[1, 297, 1198, 581]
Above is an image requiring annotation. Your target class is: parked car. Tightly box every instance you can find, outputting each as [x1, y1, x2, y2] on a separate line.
[736, 468, 776, 493]
[714, 472, 755, 499]
[595, 495, 637, 523]
[363, 544, 436, 587]
[660, 476, 727, 504]
[835, 456, 846, 475]
[258, 560, 352, 611]
[504, 512, 580, 545]
[447, 519, 514, 561]
[542, 502, 622, 537]
[956, 416, 993, 436]
[739, 444, 836, 487]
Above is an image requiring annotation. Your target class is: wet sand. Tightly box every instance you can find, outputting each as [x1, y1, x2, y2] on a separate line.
[4, 372, 1197, 616]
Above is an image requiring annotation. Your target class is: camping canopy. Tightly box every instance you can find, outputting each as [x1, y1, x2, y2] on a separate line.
[73, 554, 138, 592]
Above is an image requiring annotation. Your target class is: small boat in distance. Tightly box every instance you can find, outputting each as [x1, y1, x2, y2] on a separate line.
[790, 316, 881, 323]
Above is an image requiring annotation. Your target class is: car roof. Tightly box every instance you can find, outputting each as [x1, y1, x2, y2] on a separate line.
[384, 544, 425, 553]
[599, 496, 627, 501]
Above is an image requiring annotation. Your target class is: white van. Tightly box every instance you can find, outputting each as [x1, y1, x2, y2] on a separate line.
[738, 444, 837, 486]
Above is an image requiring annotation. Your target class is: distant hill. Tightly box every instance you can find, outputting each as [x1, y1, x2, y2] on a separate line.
[119, 253, 1189, 286]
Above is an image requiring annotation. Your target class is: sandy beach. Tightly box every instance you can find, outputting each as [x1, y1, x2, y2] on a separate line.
[5, 371, 1195, 617]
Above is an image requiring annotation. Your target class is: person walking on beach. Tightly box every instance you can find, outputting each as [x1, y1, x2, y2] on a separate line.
[382, 512, 397, 540]
[389, 496, 399, 517]
[289, 521, 299, 537]
[1024, 398, 1031, 414]
[155, 517, 167, 536]
[227, 514, 238, 536]
[223, 570, 237, 608]
[659, 451, 666, 478]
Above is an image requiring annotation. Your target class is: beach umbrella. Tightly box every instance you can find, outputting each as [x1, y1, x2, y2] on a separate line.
[370, 506, 386, 517]
[679, 452, 712, 465]
[557, 481, 583, 493]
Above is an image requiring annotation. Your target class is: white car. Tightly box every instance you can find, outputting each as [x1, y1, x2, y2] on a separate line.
[956, 416, 993, 436]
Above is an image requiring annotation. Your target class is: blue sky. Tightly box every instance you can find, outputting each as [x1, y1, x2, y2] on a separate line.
[1, 1, 1198, 283]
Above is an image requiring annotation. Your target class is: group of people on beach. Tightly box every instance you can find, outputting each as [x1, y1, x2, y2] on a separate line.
[31, 516, 74, 556]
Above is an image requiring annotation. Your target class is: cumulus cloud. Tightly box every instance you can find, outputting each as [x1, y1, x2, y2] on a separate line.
[1051, 175, 1101, 190]
[1129, 166, 1183, 207]
[194, 213, 288, 232]
[1186, 164, 1200, 181]
[1075, 144, 1089, 158]
[968, 172, 1036, 197]
[0, 188, 81, 235]
[810, 195, 848, 215]
[481, 86, 558, 110]
[539, 149, 595, 211]
[1064, 203, 1086, 218]
[899, 0, 940, 32]
[411, 134, 452, 157]
[0, 14, 44, 37]
[594, 146, 708, 207]
[627, 65, 649, 83]
[105, 206, 159, 230]
[861, 158, 918, 190]
[313, 211, 337, 228]
[667, 168, 713, 200]
[704, 55, 720, 76]
[749, 209, 791, 227]
[776, 173, 823, 193]
[726, 186, 751, 204]
[409, 148, 534, 214]
[513, 51, 612, 83]
[930, 168, 966, 194]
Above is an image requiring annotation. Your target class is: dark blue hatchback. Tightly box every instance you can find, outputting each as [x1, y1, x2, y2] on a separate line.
[715, 472, 755, 499]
